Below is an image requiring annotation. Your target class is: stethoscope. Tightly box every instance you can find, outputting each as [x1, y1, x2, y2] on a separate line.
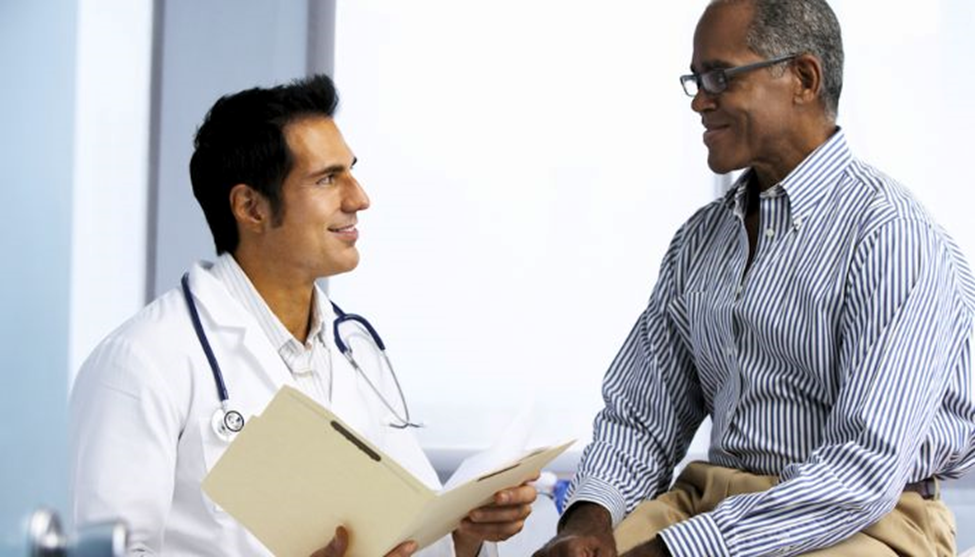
[180, 273, 422, 442]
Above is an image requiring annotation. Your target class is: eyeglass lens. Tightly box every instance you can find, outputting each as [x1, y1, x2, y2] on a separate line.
[682, 70, 728, 96]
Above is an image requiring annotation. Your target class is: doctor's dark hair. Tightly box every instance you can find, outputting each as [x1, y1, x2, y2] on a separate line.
[189, 74, 340, 255]
[711, 0, 844, 120]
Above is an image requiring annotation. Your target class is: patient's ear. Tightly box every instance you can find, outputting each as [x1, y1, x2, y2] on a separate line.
[792, 53, 823, 107]
[229, 184, 270, 233]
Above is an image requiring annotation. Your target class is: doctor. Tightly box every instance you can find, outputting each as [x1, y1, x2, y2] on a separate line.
[69, 74, 535, 556]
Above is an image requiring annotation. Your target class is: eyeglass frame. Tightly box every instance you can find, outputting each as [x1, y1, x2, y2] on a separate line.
[680, 53, 799, 97]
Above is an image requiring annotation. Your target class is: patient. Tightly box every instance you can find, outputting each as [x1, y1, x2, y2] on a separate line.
[534, 0, 975, 555]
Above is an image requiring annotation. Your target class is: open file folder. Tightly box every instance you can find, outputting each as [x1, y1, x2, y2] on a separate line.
[202, 386, 574, 557]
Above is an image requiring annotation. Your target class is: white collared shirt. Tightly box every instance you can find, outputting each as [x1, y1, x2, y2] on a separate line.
[210, 254, 333, 408]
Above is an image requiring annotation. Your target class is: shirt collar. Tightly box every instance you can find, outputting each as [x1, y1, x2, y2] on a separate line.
[724, 128, 852, 228]
[211, 253, 328, 351]
[306, 290, 327, 345]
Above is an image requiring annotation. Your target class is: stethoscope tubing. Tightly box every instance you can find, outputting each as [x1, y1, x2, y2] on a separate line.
[329, 306, 422, 429]
[181, 274, 230, 405]
[180, 271, 421, 438]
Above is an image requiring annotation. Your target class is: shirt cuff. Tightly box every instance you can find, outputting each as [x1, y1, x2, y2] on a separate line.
[658, 513, 730, 557]
[562, 476, 629, 528]
[476, 541, 497, 557]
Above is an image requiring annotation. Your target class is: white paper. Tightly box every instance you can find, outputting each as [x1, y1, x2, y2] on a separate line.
[443, 398, 536, 491]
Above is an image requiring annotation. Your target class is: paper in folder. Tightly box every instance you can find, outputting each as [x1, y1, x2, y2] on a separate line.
[202, 386, 574, 557]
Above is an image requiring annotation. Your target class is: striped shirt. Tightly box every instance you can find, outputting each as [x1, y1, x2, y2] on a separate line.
[211, 254, 333, 407]
[568, 129, 975, 556]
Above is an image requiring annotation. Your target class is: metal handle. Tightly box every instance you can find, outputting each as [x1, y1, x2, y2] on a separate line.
[28, 509, 65, 557]
[28, 509, 127, 557]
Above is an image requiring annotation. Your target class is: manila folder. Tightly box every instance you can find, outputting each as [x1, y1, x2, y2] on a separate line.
[202, 386, 573, 557]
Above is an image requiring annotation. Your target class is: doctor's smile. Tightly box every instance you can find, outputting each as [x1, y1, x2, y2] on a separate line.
[328, 222, 359, 242]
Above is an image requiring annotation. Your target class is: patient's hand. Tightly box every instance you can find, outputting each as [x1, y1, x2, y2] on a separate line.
[310, 525, 417, 557]
[452, 477, 539, 557]
[532, 502, 617, 557]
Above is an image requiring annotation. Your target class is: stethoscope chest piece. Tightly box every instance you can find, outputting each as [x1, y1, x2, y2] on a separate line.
[211, 407, 245, 442]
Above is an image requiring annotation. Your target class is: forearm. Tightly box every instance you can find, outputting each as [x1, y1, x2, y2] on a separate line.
[567, 315, 704, 526]
[567, 385, 703, 527]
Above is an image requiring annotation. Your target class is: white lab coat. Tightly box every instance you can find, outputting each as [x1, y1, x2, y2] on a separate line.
[70, 261, 472, 556]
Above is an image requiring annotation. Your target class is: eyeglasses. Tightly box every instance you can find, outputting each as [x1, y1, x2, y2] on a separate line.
[680, 53, 798, 97]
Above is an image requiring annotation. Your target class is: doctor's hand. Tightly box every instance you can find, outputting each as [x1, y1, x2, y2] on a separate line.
[310, 525, 417, 557]
[531, 502, 617, 557]
[452, 477, 539, 557]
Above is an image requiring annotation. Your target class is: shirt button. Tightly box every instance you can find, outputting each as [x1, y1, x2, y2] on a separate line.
[765, 228, 775, 239]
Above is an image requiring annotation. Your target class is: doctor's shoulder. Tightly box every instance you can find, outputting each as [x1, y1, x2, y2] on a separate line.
[72, 286, 201, 419]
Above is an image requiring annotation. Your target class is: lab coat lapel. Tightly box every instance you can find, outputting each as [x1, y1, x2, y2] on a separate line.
[186, 263, 295, 396]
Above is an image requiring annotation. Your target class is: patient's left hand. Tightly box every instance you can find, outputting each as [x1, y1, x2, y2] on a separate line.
[452, 478, 539, 557]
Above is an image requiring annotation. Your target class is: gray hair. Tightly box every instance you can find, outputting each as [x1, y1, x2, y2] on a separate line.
[713, 0, 844, 120]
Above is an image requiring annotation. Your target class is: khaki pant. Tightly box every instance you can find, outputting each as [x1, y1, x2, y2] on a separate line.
[614, 462, 957, 556]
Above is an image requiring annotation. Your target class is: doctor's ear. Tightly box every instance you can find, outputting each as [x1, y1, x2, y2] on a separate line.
[229, 184, 271, 232]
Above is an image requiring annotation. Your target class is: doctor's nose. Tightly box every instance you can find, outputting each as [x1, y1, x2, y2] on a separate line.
[342, 178, 371, 213]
